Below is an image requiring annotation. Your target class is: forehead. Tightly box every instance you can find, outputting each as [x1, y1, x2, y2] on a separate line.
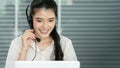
[33, 8, 55, 17]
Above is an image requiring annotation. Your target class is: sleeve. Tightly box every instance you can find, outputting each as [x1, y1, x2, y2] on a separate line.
[5, 38, 21, 68]
[63, 40, 77, 61]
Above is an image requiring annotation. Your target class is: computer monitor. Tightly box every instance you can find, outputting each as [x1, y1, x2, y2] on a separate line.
[14, 61, 80, 68]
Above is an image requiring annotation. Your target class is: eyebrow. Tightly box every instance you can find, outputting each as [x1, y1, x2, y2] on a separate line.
[35, 17, 55, 20]
[49, 17, 55, 19]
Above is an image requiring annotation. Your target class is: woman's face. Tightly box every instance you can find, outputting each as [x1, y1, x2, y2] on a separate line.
[33, 8, 56, 39]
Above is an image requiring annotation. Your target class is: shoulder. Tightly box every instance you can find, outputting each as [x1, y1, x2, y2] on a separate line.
[11, 36, 22, 44]
[59, 35, 72, 43]
[10, 35, 22, 48]
[59, 35, 72, 49]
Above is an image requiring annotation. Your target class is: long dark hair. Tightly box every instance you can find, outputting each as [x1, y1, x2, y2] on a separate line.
[28, 0, 63, 60]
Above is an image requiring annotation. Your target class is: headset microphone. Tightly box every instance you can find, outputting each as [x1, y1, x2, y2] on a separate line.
[36, 37, 41, 42]
[26, 5, 41, 42]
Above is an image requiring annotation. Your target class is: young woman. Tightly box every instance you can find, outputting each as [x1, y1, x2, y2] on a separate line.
[5, 0, 77, 68]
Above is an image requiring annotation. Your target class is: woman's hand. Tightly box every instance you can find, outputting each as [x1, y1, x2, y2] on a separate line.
[18, 29, 36, 60]
[21, 29, 36, 51]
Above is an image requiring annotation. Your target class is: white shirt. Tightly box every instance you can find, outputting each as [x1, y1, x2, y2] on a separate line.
[5, 35, 77, 68]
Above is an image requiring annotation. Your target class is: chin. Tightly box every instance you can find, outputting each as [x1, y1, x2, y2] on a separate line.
[41, 35, 49, 39]
[40, 33, 50, 39]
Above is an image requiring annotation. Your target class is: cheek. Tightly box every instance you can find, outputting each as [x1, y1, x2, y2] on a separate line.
[33, 21, 39, 28]
[50, 22, 56, 28]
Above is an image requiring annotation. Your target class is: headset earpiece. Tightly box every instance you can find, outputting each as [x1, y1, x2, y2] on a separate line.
[26, 5, 33, 29]
[26, 2, 41, 43]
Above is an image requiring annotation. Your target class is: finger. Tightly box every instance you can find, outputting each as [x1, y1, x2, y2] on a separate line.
[25, 29, 34, 33]
[23, 29, 35, 40]
[29, 32, 36, 39]
[29, 29, 34, 32]
[28, 29, 34, 31]
[26, 35, 34, 40]
[31, 34, 36, 39]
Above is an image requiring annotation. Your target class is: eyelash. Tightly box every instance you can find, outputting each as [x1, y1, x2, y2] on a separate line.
[37, 20, 42, 22]
[49, 20, 54, 22]
[36, 20, 54, 23]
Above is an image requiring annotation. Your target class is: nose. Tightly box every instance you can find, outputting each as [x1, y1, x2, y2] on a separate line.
[42, 22, 48, 28]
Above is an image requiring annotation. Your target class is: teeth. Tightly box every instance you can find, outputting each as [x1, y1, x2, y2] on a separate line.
[41, 30, 49, 33]
[42, 30, 48, 32]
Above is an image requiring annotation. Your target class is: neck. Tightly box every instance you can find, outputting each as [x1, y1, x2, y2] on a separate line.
[40, 36, 52, 44]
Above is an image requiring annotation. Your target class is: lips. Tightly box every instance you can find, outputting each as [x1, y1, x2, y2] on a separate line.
[39, 29, 49, 34]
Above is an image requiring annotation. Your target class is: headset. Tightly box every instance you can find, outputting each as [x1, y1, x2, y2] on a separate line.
[26, 5, 41, 42]
[26, 5, 33, 29]
[26, 4, 41, 61]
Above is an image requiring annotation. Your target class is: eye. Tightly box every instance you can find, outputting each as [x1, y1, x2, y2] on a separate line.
[49, 19, 54, 22]
[36, 20, 42, 22]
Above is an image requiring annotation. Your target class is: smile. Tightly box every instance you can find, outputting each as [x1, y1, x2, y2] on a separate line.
[39, 29, 49, 34]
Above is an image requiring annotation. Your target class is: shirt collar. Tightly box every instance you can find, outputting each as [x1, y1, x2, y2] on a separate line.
[30, 40, 54, 53]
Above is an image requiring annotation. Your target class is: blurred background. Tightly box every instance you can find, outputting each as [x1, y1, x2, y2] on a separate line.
[0, 0, 120, 68]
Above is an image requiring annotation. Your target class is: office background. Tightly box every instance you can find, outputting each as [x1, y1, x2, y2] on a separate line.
[0, 0, 120, 68]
